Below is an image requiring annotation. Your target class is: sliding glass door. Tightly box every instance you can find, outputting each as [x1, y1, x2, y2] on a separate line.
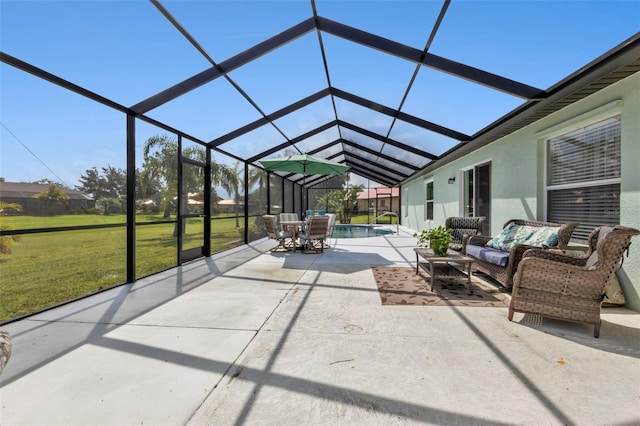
[463, 162, 491, 234]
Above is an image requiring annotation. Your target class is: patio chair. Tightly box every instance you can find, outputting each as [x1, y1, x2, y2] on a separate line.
[323, 213, 337, 248]
[0, 329, 11, 376]
[279, 212, 299, 222]
[445, 216, 486, 251]
[262, 215, 293, 252]
[509, 225, 640, 337]
[299, 216, 330, 253]
[464, 219, 578, 289]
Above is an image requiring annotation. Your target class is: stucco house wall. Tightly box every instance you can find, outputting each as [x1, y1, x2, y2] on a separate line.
[401, 72, 640, 311]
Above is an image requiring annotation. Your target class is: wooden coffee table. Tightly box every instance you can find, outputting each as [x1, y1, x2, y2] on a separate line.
[413, 247, 475, 294]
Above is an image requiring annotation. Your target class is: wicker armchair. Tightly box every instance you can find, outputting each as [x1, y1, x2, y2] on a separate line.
[464, 219, 578, 289]
[262, 215, 293, 252]
[0, 330, 11, 376]
[445, 216, 486, 251]
[509, 225, 640, 337]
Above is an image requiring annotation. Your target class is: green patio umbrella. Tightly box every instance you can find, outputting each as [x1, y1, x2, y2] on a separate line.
[258, 154, 349, 179]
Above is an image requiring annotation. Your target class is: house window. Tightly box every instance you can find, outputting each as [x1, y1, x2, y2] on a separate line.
[425, 180, 434, 221]
[546, 115, 621, 241]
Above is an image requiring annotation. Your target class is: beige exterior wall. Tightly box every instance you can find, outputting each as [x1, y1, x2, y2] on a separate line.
[401, 72, 640, 310]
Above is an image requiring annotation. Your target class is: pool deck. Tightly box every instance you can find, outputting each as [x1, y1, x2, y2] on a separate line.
[1, 225, 639, 425]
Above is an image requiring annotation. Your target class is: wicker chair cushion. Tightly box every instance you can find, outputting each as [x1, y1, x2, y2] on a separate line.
[485, 222, 522, 250]
[525, 226, 560, 247]
[486, 223, 537, 251]
[486, 224, 560, 251]
[466, 245, 510, 267]
[603, 273, 626, 306]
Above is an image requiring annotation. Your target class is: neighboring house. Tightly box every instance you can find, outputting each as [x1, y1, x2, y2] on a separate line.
[215, 199, 236, 214]
[357, 187, 400, 217]
[401, 67, 640, 310]
[0, 181, 94, 215]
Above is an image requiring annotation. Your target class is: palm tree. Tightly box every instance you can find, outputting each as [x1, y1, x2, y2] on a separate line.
[143, 134, 240, 234]
[227, 161, 244, 228]
[344, 184, 364, 215]
[142, 134, 179, 219]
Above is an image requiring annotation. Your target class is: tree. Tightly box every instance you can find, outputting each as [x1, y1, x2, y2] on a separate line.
[227, 161, 244, 227]
[247, 167, 267, 213]
[76, 166, 127, 214]
[76, 166, 126, 199]
[344, 184, 364, 215]
[30, 178, 69, 189]
[142, 134, 239, 234]
[315, 184, 364, 223]
[142, 135, 180, 219]
[35, 184, 69, 215]
[0, 202, 22, 255]
[0, 201, 22, 215]
[316, 189, 345, 217]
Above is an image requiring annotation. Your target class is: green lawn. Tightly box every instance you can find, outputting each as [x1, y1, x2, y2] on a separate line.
[0, 213, 248, 322]
[0, 212, 392, 322]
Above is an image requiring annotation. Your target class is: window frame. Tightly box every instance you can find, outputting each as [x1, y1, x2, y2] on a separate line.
[424, 178, 434, 222]
[541, 101, 622, 241]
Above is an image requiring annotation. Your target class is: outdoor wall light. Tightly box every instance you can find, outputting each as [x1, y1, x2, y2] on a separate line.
[448, 176, 456, 184]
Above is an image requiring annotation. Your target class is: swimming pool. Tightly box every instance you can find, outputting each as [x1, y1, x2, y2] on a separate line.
[332, 224, 394, 238]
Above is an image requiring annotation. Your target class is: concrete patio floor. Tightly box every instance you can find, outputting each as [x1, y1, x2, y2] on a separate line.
[1, 225, 639, 425]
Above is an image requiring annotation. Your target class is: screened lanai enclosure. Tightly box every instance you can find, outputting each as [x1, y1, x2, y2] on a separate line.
[1, 0, 638, 322]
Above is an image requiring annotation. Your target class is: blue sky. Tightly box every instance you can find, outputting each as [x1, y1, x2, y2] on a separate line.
[1, 0, 639, 191]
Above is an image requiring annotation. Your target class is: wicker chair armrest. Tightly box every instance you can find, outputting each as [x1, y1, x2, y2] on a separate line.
[467, 235, 491, 246]
[521, 248, 588, 266]
[463, 234, 491, 254]
[508, 244, 538, 268]
[516, 257, 606, 297]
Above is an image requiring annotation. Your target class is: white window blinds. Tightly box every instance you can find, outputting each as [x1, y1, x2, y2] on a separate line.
[548, 184, 620, 241]
[547, 115, 621, 242]
[547, 116, 621, 186]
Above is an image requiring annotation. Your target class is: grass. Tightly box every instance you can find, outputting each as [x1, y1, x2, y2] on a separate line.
[0, 212, 394, 322]
[0, 213, 247, 322]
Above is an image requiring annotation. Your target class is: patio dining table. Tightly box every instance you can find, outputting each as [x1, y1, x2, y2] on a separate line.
[280, 220, 305, 250]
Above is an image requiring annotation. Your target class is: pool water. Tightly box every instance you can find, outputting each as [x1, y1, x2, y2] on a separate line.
[332, 224, 394, 238]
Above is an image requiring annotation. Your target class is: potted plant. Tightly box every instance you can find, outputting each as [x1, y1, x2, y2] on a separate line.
[413, 226, 454, 256]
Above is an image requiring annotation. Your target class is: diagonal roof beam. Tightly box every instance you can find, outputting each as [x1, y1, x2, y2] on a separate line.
[268, 138, 342, 182]
[246, 121, 336, 163]
[211, 88, 331, 147]
[332, 88, 470, 142]
[131, 17, 316, 113]
[380, 1, 451, 161]
[317, 16, 546, 100]
[337, 120, 438, 160]
[210, 86, 450, 159]
[247, 119, 430, 179]
[341, 139, 420, 171]
[344, 163, 398, 187]
[344, 152, 410, 180]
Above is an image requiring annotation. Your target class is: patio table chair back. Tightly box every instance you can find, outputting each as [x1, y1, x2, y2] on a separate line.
[300, 216, 330, 253]
[262, 215, 293, 252]
[279, 212, 299, 222]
